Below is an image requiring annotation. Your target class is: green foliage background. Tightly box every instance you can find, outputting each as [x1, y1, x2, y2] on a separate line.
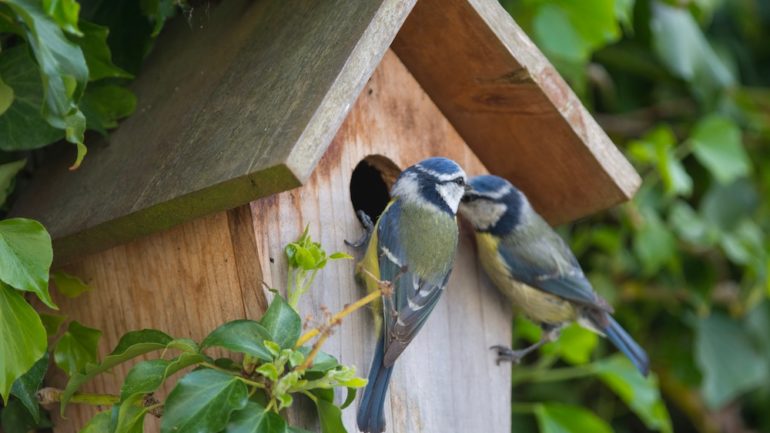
[1, 0, 769, 432]
[501, 1, 770, 432]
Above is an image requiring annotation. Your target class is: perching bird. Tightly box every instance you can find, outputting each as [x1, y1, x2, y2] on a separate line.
[354, 157, 468, 433]
[458, 175, 649, 376]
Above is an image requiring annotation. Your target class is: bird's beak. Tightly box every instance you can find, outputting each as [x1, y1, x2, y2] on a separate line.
[464, 184, 472, 193]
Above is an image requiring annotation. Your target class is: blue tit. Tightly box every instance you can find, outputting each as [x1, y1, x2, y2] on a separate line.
[458, 175, 649, 376]
[355, 157, 468, 433]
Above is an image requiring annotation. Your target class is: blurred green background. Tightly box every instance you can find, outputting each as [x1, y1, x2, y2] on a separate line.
[499, 1, 770, 433]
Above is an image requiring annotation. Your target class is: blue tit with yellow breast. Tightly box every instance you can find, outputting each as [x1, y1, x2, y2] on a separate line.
[355, 157, 469, 433]
[458, 175, 649, 376]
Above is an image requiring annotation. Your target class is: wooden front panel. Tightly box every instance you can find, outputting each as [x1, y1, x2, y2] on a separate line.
[252, 50, 512, 432]
[47, 49, 511, 433]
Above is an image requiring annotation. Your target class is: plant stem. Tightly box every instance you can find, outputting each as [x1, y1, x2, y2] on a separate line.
[295, 289, 382, 347]
[37, 387, 119, 406]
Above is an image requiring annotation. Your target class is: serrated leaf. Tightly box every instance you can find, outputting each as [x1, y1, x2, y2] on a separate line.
[161, 369, 248, 433]
[260, 296, 301, 349]
[0, 159, 26, 207]
[80, 83, 136, 135]
[689, 115, 751, 184]
[120, 352, 207, 401]
[534, 403, 614, 433]
[202, 320, 273, 361]
[3, 0, 89, 163]
[54, 320, 102, 376]
[42, 0, 81, 35]
[78, 411, 111, 433]
[61, 329, 173, 412]
[10, 353, 48, 423]
[596, 355, 672, 432]
[695, 313, 767, 408]
[227, 401, 287, 433]
[0, 46, 63, 150]
[76, 21, 133, 81]
[314, 397, 345, 433]
[52, 271, 91, 298]
[0, 218, 55, 308]
[0, 283, 46, 403]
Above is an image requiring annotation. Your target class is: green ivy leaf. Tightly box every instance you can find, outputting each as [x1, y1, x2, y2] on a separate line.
[3, 0, 89, 167]
[61, 329, 173, 412]
[40, 312, 67, 337]
[80, 83, 136, 135]
[201, 320, 273, 361]
[111, 393, 148, 433]
[541, 323, 598, 365]
[161, 369, 248, 433]
[633, 211, 677, 276]
[689, 115, 751, 184]
[534, 403, 614, 433]
[0, 75, 13, 116]
[139, 0, 177, 37]
[76, 21, 133, 81]
[297, 348, 339, 372]
[314, 397, 345, 433]
[120, 352, 207, 402]
[42, 0, 81, 36]
[0, 46, 63, 150]
[1, 397, 52, 433]
[52, 271, 91, 298]
[0, 283, 46, 403]
[695, 313, 767, 408]
[226, 401, 287, 433]
[78, 411, 111, 433]
[341, 387, 357, 410]
[54, 321, 102, 376]
[10, 353, 48, 423]
[595, 355, 672, 433]
[651, 2, 734, 100]
[260, 296, 301, 349]
[0, 159, 26, 207]
[0, 218, 55, 308]
[700, 179, 759, 231]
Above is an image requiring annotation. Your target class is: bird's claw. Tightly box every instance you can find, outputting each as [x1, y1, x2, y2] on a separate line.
[490, 345, 524, 365]
[345, 210, 375, 249]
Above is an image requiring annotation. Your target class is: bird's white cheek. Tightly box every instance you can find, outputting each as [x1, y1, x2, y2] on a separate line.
[436, 183, 464, 213]
[461, 201, 506, 230]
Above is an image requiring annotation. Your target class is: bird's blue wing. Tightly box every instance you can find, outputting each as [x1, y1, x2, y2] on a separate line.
[497, 220, 610, 311]
[375, 201, 450, 367]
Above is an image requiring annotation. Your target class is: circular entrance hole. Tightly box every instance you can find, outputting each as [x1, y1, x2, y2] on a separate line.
[349, 155, 401, 224]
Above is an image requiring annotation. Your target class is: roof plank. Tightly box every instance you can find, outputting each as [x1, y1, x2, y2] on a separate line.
[392, 0, 641, 224]
[11, 0, 416, 263]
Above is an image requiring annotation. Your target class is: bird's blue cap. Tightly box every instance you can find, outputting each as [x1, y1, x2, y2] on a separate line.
[413, 157, 464, 175]
[468, 175, 513, 194]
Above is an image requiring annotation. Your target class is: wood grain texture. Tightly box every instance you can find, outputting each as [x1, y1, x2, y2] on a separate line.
[252, 50, 512, 433]
[46, 208, 267, 433]
[393, 0, 641, 224]
[11, 0, 416, 264]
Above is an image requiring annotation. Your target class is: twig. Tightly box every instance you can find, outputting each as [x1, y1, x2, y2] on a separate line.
[295, 286, 383, 348]
[37, 387, 119, 406]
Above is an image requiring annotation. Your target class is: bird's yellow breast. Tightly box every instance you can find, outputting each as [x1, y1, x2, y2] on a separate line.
[475, 232, 577, 325]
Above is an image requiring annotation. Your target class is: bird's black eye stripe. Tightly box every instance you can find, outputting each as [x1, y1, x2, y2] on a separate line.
[461, 193, 480, 203]
[440, 177, 466, 186]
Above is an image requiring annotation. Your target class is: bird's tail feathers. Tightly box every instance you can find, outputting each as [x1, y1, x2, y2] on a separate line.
[604, 316, 650, 376]
[357, 338, 394, 433]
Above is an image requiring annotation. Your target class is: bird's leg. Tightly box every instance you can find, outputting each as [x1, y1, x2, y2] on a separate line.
[491, 324, 561, 365]
[345, 210, 375, 249]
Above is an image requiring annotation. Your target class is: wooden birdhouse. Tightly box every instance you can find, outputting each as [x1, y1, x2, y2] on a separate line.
[12, 0, 640, 432]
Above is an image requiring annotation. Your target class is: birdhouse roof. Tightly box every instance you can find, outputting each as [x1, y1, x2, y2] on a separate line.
[11, 0, 639, 263]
